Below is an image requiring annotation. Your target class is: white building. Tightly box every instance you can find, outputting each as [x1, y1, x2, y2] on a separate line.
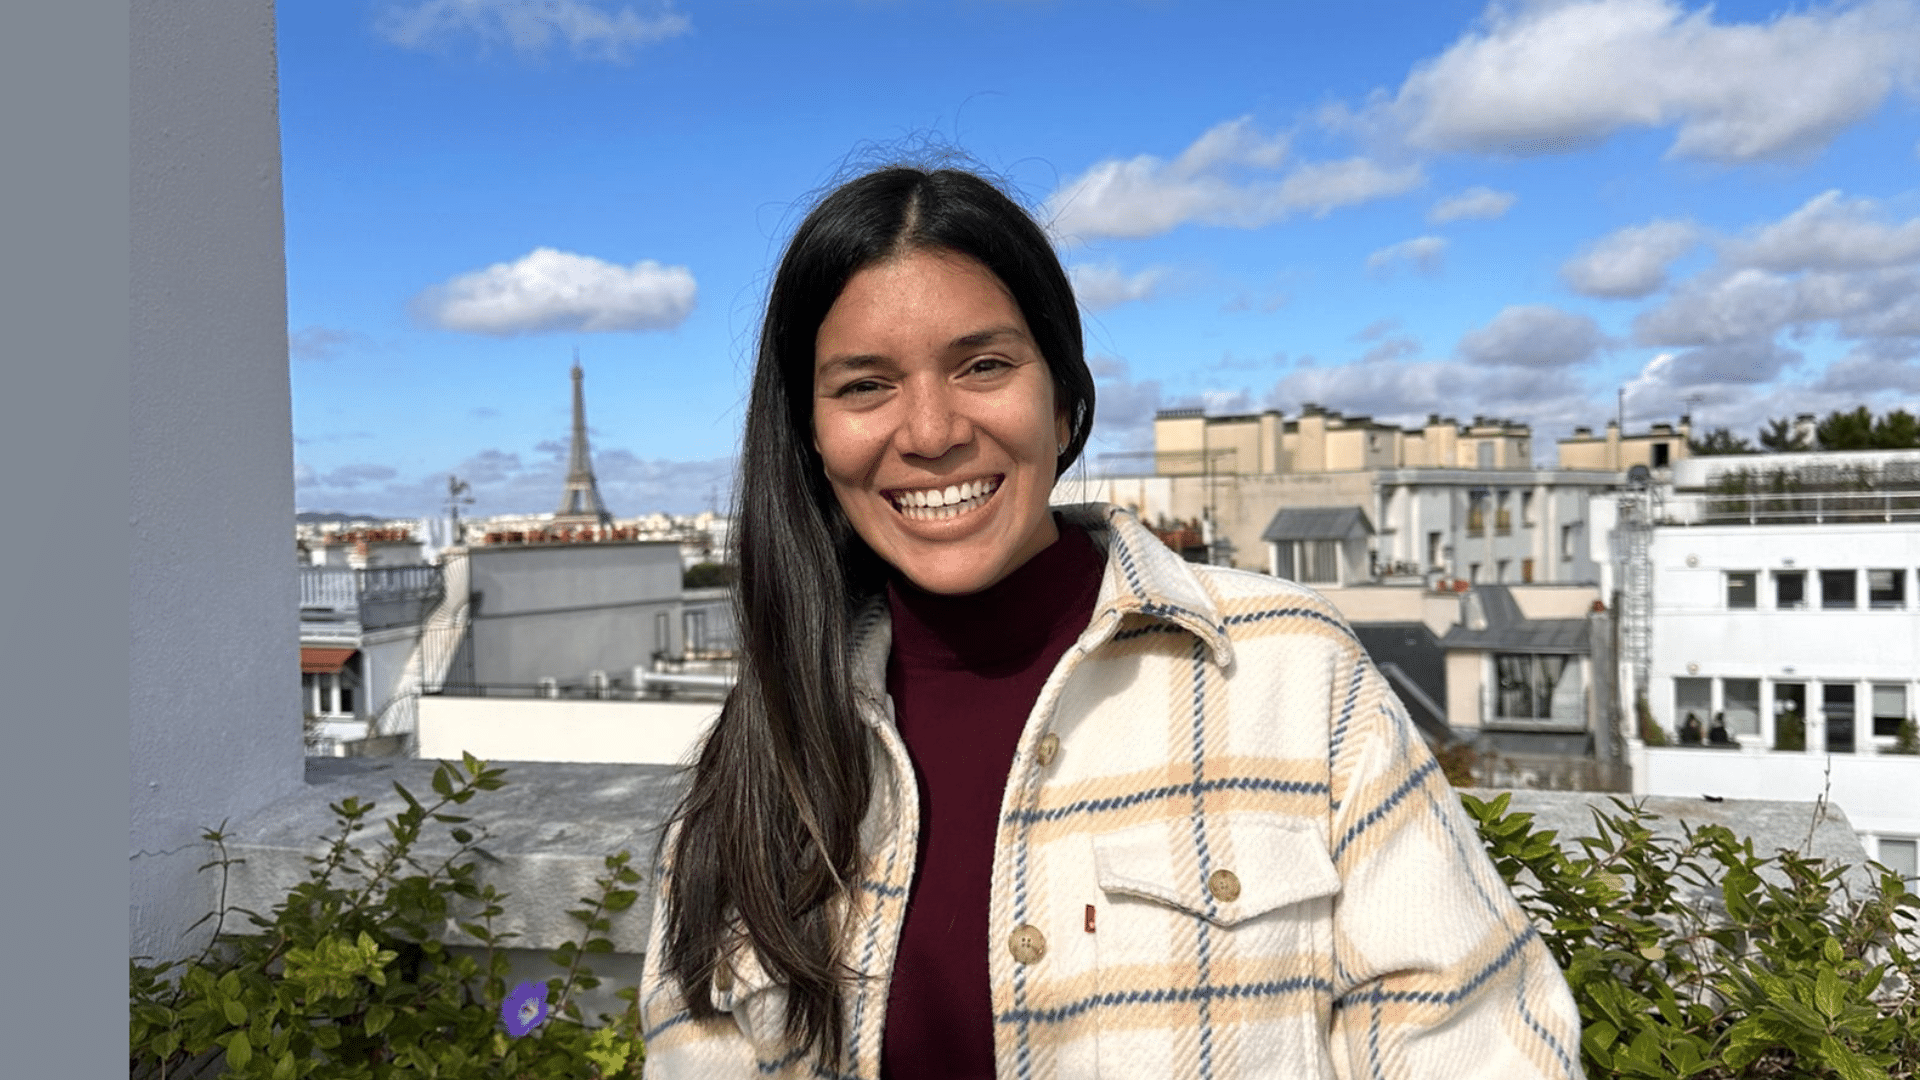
[1628, 449, 1920, 883]
[1373, 468, 1615, 587]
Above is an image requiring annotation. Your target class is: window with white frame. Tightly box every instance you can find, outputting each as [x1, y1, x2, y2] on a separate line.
[1493, 654, 1584, 725]
[1774, 570, 1806, 609]
[1868, 568, 1907, 609]
[1722, 678, 1760, 736]
[1673, 678, 1712, 739]
[1276, 539, 1341, 585]
[302, 671, 356, 717]
[1872, 684, 1908, 739]
[1725, 571, 1757, 609]
[1821, 569, 1857, 609]
[1878, 837, 1917, 883]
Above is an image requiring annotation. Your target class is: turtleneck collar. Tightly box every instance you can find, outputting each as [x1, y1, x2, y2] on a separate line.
[885, 515, 1105, 674]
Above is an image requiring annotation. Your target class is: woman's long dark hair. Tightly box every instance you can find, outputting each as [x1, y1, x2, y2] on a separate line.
[662, 166, 1095, 1065]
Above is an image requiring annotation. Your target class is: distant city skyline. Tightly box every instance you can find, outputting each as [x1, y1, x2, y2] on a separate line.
[283, 0, 1920, 520]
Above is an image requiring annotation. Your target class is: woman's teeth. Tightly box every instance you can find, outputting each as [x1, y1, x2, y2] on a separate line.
[892, 477, 1000, 520]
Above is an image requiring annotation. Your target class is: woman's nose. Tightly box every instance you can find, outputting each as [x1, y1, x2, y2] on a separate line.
[898, 383, 971, 459]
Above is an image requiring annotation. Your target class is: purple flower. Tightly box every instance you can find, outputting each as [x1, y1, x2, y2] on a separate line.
[502, 980, 549, 1037]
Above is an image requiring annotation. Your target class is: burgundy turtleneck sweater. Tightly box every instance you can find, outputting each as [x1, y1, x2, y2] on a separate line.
[879, 518, 1106, 1080]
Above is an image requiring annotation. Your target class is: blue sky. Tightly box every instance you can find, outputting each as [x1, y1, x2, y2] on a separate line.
[281, 0, 1920, 519]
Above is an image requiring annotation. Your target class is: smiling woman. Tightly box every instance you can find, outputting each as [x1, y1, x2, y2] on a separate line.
[638, 165, 1585, 1080]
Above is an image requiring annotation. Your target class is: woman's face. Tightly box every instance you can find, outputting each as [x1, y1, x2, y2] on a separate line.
[811, 248, 1068, 596]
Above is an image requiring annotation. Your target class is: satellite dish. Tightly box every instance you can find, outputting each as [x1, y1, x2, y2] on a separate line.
[1626, 464, 1651, 487]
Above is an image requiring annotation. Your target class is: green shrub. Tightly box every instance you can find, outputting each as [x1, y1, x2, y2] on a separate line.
[1637, 693, 1670, 746]
[1776, 710, 1808, 752]
[1466, 792, 1919, 1079]
[681, 562, 734, 589]
[129, 755, 645, 1079]
[1891, 719, 1920, 756]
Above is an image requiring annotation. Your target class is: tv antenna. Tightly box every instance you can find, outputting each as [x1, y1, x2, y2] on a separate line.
[445, 474, 475, 540]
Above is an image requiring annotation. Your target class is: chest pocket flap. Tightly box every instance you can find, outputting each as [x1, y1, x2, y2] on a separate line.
[1092, 812, 1341, 928]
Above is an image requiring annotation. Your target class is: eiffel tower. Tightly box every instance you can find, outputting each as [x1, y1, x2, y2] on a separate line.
[553, 355, 614, 529]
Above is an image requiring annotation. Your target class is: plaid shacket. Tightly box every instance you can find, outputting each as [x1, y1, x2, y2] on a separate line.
[640, 504, 1585, 1079]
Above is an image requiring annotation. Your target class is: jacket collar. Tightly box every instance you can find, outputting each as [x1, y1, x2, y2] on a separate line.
[847, 503, 1233, 720]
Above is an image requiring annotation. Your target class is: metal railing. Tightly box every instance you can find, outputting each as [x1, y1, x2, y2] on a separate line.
[300, 564, 445, 611]
[1670, 488, 1920, 526]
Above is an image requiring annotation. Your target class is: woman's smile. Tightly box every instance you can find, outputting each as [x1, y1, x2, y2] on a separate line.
[884, 475, 1002, 520]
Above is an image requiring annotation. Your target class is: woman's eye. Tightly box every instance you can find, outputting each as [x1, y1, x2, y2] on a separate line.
[838, 379, 884, 397]
[967, 357, 1012, 376]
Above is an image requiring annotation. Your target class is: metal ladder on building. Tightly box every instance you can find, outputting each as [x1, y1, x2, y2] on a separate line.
[1616, 489, 1655, 724]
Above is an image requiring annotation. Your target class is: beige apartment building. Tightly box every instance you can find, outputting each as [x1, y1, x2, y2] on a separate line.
[1151, 405, 1535, 477]
[1555, 419, 1693, 472]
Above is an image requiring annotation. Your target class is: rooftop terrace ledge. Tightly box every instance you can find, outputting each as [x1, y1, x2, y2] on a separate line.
[1463, 787, 1873, 891]
[219, 761, 1875, 959]
[224, 758, 691, 956]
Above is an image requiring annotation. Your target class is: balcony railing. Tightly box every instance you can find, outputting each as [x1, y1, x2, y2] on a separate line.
[1667, 489, 1920, 526]
[299, 564, 445, 614]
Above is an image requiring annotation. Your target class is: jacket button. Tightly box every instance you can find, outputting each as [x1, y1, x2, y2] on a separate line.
[1036, 733, 1060, 767]
[1008, 924, 1047, 964]
[1208, 869, 1242, 903]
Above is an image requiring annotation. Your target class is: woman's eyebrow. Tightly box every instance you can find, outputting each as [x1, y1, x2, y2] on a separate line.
[816, 354, 892, 378]
[948, 325, 1029, 350]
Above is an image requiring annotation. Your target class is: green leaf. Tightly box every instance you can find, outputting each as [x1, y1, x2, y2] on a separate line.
[365, 1003, 394, 1036]
[225, 1030, 253, 1070]
[1815, 967, 1845, 1019]
[431, 766, 453, 798]
[223, 998, 247, 1027]
[271, 1051, 297, 1080]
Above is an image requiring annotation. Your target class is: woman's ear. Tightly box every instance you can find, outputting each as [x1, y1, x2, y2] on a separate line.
[1055, 404, 1072, 456]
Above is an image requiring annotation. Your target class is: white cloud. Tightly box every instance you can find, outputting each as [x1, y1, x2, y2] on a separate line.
[1560, 218, 1700, 298]
[1366, 235, 1448, 276]
[1267, 359, 1596, 431]
[290, 325, 357, 360]
[1082, 356, 1165, 455]
[1456, 304, 1607, 368]
[414, 247, 697, 336]
[1811, 338, 1920, 394]
[1633, 264, 1920, 346]
[376, 0, 690, 62]
[1045, 118, 1421, 241]
[1359, 335, 1421, 365]
[1427, 186, 1517, 223]
[1385, 0, 1920, 163]
[1068, 263, 1168, 311]
[1724, 190, 1920, 272]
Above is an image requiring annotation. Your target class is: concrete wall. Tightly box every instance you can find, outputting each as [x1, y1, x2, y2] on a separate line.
[466, 541, 684, 685]
[130, 0, 302, 963]
[1635, 744, 1920, 847]
[417, 696, 720, 766]
[1317, 586, 1462, 638]
[1509, 585, 1603, 620]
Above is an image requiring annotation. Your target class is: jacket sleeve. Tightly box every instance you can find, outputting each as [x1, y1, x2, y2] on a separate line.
[637, 823, 761, 1078]
[1323, 653, 1586, 1080]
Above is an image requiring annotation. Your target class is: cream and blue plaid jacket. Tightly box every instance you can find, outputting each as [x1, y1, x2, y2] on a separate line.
[640, 504, 1584, 1079]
